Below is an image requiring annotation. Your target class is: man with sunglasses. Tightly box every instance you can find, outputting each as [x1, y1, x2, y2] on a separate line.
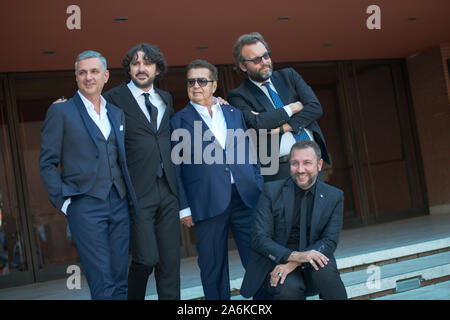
[227, 32, 329, 182]
[171, 59, 263, 299]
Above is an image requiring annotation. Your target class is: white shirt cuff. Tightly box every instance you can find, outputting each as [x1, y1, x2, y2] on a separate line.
[179, 207, 192, 219]
[283, 105, 293, 117]
[61, 198, 71, 215]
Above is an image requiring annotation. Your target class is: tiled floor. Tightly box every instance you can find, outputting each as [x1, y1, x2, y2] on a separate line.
[1, 212, 450, 300]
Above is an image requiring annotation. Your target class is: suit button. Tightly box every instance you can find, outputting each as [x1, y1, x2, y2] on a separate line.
[96, 155, 99, 159]
[225, 167, 229, 172]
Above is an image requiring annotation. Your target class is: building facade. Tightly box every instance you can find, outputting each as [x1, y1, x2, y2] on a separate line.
[0, 1, 449, 289]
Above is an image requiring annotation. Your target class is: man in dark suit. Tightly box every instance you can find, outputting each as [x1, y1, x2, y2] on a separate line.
[39, 50, 138, 300]
[171, 59, 263, 300]
[103, 44, 180, 300]
[241, 140, 347, 300]
[227, 32, 329, 182]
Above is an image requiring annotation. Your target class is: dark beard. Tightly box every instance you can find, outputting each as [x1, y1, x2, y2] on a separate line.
[131, 73, 156, 89]
[292, 172, 318, 190]
[247, 65, 273, 82]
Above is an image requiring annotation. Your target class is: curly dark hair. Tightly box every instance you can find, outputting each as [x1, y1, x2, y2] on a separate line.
[122, 43, 167, 80]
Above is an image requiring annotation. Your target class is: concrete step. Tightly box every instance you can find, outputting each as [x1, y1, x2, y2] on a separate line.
[337, 237, 450, 273]
[343, 250, 450, 299]
[169, 238, 450, 300]
[374, 279, 450, 300]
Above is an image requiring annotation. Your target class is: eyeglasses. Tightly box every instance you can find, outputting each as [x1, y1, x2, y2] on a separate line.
[187, 78, 215, 88]
[242, 51, 271, 65]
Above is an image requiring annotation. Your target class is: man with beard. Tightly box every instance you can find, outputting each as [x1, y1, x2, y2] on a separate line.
[240, 140, 347, 300]
[103, 44, 180, 300]
[227, 32, 329, 182]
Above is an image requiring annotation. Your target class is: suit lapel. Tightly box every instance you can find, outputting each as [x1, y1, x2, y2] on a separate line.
[155, 88, 172, 133]
[271, 73, 290, 106]
[106, 104, 124, 151]
[182, 103, 227, 153]
[310, 181, 326, 243]
[116, 83, 156, 133]
[244, 79, 274, 113]
[107, 105, 129, 170]
[181, 103, 207, 131]
[73, 93, 100, 150]
[222, 106, 236, 151]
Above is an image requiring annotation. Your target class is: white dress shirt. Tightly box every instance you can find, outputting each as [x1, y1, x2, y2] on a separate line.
[127, 80, 166, 129]
[61, 91, 111, 214]
[250, 78, 314, 157]
[78, 90, 111, 139]
[179, 98, 234, 219]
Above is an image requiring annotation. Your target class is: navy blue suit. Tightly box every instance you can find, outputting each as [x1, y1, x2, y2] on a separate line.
[171, 103, 263, 299]
[39, 92, 137, 299]
[227, 68, 329, 181]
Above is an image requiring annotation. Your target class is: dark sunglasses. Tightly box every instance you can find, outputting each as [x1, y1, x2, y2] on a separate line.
[242, 51, 271, 65]
[187, 78, 215, 88]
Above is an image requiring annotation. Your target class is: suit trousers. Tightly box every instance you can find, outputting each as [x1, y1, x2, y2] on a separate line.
[67, 187, 130, 300]
[194, 185, 254, 300]
[263, 256, 347, 300]
[128, 175, 180, 300]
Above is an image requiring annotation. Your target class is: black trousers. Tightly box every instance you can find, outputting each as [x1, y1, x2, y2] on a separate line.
[264, 257, 347, 300]
[128, 175, 180, 300]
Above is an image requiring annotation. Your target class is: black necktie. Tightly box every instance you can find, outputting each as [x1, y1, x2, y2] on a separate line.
[299, 191, 309, 251]
[142, 92, 163, 177]
[143, 92, 158, 131]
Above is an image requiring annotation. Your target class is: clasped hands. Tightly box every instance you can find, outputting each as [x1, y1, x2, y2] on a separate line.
[269, 249, 329, 287]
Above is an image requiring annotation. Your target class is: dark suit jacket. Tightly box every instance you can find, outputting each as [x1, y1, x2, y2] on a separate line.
[240, 177, 344, 298]
[170, 103, 263, 222]
[227, 68, 329, 164]
[39, 92, 138, 219]
[103, 83, 178, 207]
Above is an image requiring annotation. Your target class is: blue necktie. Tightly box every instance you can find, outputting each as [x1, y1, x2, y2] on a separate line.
[262, 82, 310, 141]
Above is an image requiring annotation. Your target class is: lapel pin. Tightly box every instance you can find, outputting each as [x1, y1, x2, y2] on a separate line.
[320, 194, 324, 198]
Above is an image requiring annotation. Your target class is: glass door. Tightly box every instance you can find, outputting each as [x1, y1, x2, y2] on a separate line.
[9, 71, 80, 282]
[0, 75, 34, 287]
